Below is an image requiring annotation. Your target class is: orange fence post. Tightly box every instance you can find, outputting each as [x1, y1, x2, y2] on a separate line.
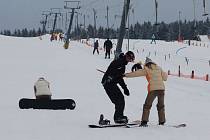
[191, 70, 194, 79]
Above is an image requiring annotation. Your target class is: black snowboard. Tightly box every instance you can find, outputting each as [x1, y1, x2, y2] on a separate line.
[19, 98, 76, 110]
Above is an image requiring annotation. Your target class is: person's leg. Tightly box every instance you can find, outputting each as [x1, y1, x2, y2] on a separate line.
[108, 50, 111, 59]
[103, 84, 125, 122]
[93, 48, 96, 54]
[156, 90, 165, 124]
[141, 91, 157, 122]
[105, 50, 107, 59]
[97, 48, 99, 54]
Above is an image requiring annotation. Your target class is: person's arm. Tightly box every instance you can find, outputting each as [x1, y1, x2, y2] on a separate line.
[125, 69, 147, 78]
[34, 85, 37, 98]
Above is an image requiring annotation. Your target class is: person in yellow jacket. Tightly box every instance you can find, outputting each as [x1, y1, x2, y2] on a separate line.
[124, 57, 168, 127]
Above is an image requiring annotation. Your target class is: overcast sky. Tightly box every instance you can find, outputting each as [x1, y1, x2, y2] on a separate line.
[0, 0, 209, 31]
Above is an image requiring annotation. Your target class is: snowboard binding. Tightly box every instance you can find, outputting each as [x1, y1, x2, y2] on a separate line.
[98, 114, 110, 125]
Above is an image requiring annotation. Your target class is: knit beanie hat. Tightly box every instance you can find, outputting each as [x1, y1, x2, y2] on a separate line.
[145, 57, 155, 65]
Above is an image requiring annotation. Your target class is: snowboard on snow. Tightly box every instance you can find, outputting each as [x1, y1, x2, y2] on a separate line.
[19, 98, 76, 110]
[89, 119, 186, 128]
[89, 123, 139, 128]
[89, 123, 186, 128]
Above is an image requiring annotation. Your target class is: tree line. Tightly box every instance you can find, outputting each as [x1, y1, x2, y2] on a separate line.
[1, 18, 210, 41]
[1, 28, 43, 37]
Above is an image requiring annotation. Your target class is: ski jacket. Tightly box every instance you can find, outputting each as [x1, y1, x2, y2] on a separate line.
[102, 56, 128, 89]
[152, 34, 156, 39]
[94, 41, 99, 48]
[34, 79, 52, 96]
[125, 64, 167, 92]
[103, 40, 113, 50]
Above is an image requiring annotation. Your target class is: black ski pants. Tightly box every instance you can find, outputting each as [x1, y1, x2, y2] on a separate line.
[93, 48, 99, 54]
[105, 49, 111, 59]
[103, 83, 125, 120]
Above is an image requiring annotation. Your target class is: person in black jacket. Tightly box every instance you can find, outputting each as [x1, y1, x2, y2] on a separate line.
[101, 51, 135, 124]
[103, 38, 113, 59]
[93, 40, 99, 55]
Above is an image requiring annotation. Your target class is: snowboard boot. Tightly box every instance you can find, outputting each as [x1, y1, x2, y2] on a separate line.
[114, 116, 128, 124]
[139, 121, 148, 127]
[98, 114, 110, 125]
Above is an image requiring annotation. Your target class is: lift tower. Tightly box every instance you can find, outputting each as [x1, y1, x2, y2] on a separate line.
[63, 1, 81, 49]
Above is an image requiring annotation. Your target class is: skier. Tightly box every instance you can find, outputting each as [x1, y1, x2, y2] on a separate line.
[103, 38, 113, 59]
[34, 77, 52, 100]
[93, 40, 99, 55]
[151, 33, 156, 44]
[124, 57, 168, 127]
[101, 51, 135, 124]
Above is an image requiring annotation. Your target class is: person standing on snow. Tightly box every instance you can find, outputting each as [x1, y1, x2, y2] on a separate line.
[103, 38, 113, 59]
[34, 77, 52, 100]
[151, 33, 156, 44]
[93, 40, 99, 55]
[101, 51, 135, 124]
[124, 57, 168, 127]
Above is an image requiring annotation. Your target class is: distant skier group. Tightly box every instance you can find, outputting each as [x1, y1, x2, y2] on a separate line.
[93, 38, 113, 59]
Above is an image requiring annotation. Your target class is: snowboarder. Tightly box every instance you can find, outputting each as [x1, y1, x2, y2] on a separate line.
[34, 77, 52, 100]
[103, 38, 113, 59]
[151, 34, 156, 44]
[101, 51, 135, 124]
[93, 40, 99, 55]
[124, 57, 168, 127]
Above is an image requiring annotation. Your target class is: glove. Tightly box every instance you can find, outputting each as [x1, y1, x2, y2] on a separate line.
[106, 76, 113, 83]
[102, 76, 113, 86]
[123, 87, 130, 96]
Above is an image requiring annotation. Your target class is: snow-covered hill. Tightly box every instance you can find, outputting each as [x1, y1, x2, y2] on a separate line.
[0, 34, 210, 140]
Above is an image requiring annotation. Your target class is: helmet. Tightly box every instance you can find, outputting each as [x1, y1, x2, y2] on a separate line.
[125, 51, 135, 61]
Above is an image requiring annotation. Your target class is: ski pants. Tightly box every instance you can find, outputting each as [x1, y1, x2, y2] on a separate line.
[141, 90, 165, 123]
[105, 49, 111, 59]
[93, 48, 99, 54]
[103, 83, 125, 120]
[151, 39, 156, 44]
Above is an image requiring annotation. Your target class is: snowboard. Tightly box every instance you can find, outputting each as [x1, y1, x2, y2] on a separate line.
[89, 123, 139, 128]
[89, 123, 186, 128]
[19, 98, 76, 110]
[126, 123, 187, 128]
